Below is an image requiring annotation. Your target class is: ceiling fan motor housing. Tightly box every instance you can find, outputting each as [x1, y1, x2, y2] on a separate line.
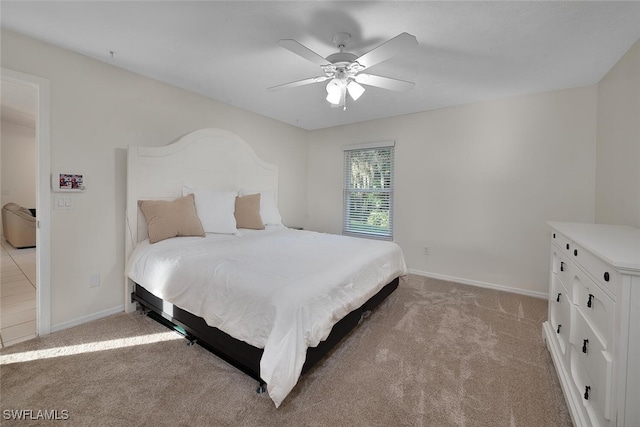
[325, 52, 358, 64]
[322, 54, 365, 81]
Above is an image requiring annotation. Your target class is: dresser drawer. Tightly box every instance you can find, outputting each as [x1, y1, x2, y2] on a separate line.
[569, 349, 613, 427]
[549, 274, 571, 356]
[570, 308, 614, 426]
[570, 244, 618, 299]
[552, 230, 573, 255]
[551, 246, 572, 296]
[571, 266, 614, 349]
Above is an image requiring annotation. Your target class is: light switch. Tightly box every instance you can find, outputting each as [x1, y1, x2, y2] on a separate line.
[54, 196, 74, 210]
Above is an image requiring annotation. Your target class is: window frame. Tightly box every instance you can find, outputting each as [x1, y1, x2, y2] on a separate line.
[342, 141, 395, 241]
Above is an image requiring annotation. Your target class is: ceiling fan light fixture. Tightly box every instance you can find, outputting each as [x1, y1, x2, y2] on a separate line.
[326, 91, 342, 105]
[347, 81, 365, 101]
[326, 79, 343, 105]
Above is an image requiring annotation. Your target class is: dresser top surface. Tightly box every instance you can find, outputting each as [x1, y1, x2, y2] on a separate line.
[548, 222, 640, 273]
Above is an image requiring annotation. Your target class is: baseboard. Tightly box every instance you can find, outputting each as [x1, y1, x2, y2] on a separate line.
[408, 269, 547, 299]
[50, 305, 124, 334]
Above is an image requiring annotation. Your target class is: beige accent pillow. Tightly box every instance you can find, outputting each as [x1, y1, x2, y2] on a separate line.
[234, 194, 265, 230]
[138, 193, 205, 243]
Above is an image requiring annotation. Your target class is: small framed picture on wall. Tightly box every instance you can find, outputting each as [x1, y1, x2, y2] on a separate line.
[52, 172, 86, 192]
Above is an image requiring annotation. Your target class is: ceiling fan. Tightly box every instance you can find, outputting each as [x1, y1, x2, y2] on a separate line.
[268, 32, 418, 110]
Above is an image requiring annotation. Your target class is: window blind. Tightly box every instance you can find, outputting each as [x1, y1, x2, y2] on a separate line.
[343, 144, 394, 240]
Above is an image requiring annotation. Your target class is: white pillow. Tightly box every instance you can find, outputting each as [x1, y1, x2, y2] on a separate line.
[256, 191, 283, 226]
[182, 187, 238, 234]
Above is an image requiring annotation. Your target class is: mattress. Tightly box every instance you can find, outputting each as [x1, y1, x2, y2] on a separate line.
[125, 225, 407, 407]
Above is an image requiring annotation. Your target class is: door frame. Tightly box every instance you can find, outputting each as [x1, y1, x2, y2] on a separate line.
[2, 68, 51, 335]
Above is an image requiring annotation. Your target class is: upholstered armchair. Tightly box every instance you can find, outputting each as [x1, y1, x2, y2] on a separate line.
[2, 203, 36, 248]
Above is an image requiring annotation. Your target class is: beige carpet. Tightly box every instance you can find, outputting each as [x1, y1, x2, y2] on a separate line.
[0, 275, 571, 426]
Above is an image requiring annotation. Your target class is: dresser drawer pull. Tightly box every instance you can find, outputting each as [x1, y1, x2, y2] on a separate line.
[582, 339, 589, 354]
[556, 325, 561, 334]
[574, 249, 578, 256]
[604, 272, 610, 282]
[584, 385, 590, 400]
[587, 294, 594, 308]
[553, 233, 556, 238]
[556, 293, 561, 302]
[560, 262, 565, 272]
[566, 243, 570, 250]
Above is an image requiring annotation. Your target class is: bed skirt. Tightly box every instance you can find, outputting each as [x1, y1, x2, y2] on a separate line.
[132, 277, 399, 384]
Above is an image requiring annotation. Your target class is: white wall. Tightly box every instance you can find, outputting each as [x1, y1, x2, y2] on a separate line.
[1, 30, 308, 329]
[596, 39, 640, 228]
[308, 86, 597, 295]
[1, 119, 36, 214]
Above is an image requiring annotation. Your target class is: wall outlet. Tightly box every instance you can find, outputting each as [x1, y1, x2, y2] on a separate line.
[89, 274, 100, 288]
[423, 246, 431, 256]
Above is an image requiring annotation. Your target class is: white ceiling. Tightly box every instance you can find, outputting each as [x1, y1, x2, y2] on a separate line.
[2, 1, 640, 130]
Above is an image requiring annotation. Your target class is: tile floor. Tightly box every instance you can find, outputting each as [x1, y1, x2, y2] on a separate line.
[1, 239, 36, 347]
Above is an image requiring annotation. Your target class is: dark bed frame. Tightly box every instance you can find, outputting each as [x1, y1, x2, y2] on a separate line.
[131, 277, 399, 392]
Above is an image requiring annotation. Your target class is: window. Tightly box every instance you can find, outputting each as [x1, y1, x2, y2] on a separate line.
[343, 142, 394, 240]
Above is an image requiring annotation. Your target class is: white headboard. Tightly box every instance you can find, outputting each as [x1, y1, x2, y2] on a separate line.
[124, 128, 278, 311]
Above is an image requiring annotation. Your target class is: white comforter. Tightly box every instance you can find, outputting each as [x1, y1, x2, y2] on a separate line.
[125, 226, 407, 407]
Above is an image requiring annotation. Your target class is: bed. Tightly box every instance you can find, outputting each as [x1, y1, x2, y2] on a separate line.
[124, 128, 407, 407]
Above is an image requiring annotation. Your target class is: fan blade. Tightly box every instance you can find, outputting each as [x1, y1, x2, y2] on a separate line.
[355, 73, 415, 91]
[355, 32, 417, 69]
[278, 39, 328, 67]
[268, 76, 329, 91]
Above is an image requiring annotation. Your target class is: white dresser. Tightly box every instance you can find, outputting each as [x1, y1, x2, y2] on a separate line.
[543, 222, 640, 427]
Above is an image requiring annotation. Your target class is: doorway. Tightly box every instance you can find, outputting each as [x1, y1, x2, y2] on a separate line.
[1, 68, 51, 343]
